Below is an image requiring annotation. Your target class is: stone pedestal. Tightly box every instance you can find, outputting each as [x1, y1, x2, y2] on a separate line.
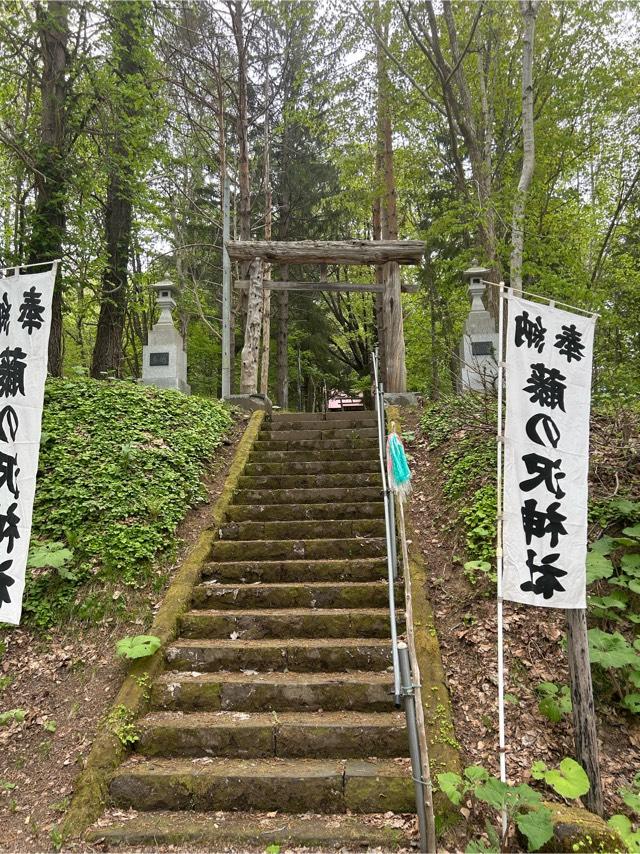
[459, 266, 498, 393]
[225, 394, 272, 414]
[142, 281, 190, 394]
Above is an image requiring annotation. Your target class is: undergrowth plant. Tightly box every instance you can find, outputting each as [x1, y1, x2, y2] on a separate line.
[586, 498, 640, 714]
[421, 397, 497, 581]
[438, 758, 591, 853]
[15, 378, 233, 630]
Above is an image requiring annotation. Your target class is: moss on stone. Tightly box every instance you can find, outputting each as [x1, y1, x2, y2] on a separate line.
[386, 405, 462, 827]
[538, 802, 625, 853]
[61, 410, 265, 842]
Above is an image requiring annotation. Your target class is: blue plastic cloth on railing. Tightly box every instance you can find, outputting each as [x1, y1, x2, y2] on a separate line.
[386, 429, 412, 501]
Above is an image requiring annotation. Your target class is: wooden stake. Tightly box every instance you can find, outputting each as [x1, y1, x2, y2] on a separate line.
[566, 608, 603, 816]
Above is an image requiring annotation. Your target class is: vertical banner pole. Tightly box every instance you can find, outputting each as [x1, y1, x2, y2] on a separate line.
[496, 282, 507, 827]
[221, 174, 231, 399]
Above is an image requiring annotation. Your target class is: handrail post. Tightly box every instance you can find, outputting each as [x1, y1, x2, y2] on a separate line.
[399, 642, 429, 853]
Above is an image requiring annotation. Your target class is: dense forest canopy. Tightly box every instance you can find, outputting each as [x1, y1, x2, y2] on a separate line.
[0, 0, 638, 403]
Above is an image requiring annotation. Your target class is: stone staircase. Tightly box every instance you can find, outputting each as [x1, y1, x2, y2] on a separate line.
[92, 411, 415, 850]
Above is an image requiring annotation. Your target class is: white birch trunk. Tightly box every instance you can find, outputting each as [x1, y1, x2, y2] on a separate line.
[240, 258, 264, 394]
[510, 1, 540, 296]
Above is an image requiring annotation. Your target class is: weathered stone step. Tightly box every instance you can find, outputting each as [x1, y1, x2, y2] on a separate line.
[225, 501, 382, 522]
[209, 536, 386, 562]
[253, 438, 378, 452]
[244, 460, 379, 475]
[218, 518, 384, 541]
[250, 448, 377, 463]
[151, 670, 395, 712]
[165, 637, 392, 672]
[237, 472, 381, 490]
[272, 410, 375, 422]
[269, 417, 375, 431]
[86, 810, 409, 851]
[192, 580, 395, 611]
[202, 557, 387, 583]
[259, 427, 378, 442]
[232, 486, 382, 505]
[109, 757, 413, 814]
[180, 606, 398, 639]
[137, 710, 407, 758]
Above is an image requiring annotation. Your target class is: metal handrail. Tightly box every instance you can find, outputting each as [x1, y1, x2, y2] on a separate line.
[372, 347, 401, 707]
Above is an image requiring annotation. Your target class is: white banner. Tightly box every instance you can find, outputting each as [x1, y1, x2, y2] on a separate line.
[0, 265, 56, 625]
[502, 294, 596, 609]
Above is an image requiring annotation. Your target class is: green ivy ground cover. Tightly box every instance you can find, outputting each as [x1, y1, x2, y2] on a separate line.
[19, 378, 233, 628]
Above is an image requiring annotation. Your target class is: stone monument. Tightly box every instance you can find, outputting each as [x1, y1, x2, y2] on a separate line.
[459, 263, 498, 392]
[142, 280, 190, 394]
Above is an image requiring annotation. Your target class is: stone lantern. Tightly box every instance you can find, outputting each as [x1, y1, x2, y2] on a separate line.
[459, 262, 498, 392]
[142, 280, 190, 394]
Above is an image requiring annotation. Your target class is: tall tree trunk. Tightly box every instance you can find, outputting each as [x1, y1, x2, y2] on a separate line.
[510, 1, 540, 295]
[91, 1, 145, 378]
[229, 0, 251, 388]
[375, 0, 406, 392]
[275, 188, 291, 408]
[372, 197, 386, 389]
[28, 0, 69, 376]
[276, 290, 288, 407]
[259, 49, 272, 397]
[230, 0, 250, 253]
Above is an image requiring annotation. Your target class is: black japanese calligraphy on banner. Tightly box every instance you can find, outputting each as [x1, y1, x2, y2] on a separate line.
[0, 265, 56, 625]
[503, 295, 596, 609]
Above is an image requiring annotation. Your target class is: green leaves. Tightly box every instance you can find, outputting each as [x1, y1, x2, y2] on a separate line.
[586, 550, 614, 584]
[116, 635, 161, 660]
[588, 628, 639, 669]
[531, 758, 590, 799]
[23, 378, 233, 629]
[437, 771, 465, 805]
[536, 682, 572, 723]
[438, 763, 556, 853]
[515, 807, 554, 852]
[28, 541, 74, 580]
[607, 815, 640, 852]
[0, 708, 26, 726]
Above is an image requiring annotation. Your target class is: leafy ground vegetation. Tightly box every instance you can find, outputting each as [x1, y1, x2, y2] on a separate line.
[403, 395, 640, 851]
[0, 380, 238, 851]
[23, 377, 232, 629]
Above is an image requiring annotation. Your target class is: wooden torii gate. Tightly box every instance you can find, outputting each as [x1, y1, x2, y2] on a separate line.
[222, 239, 426, 400]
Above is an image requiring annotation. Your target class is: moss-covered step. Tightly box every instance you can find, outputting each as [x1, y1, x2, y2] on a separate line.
[259, 427, 378, 441]
[86, 810, 409, 851]
[179, 606, 399, 640]
[252, 437, 378, 452]
[244, 459, 380, 476]
[232, 486, 382, 505]
[150, 670, 395, 712]
[272, 410, 376, 422]
[165, 637, 392, 672]
[249, 448, 377, 463]
[237, 472, 381, 490]
[136, 710, 407, 759]
[208, 536, 386, 562]
[225, 501, 383, 522]
[109, 757, 413, 814]
[269, 417, 376, 431]
[191, 580, 396, 610]
[217, 518, 384, 541]
[202, 556, 387, 583]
